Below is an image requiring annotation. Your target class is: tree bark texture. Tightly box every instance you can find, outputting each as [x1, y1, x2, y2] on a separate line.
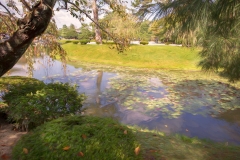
[92, 0, 102, 44]
[0, 0, 56, 77]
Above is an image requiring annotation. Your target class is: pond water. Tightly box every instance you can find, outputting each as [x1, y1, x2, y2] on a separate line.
[7, 56, 240, 145]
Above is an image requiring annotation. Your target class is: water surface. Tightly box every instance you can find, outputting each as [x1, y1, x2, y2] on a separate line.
[7, 56, 240, 145]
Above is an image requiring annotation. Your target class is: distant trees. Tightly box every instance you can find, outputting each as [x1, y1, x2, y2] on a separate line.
[78, 23, 94, 40]
[58, 23, 94, 40]
[68, 24, 78, 39]
[59, 25, 68, 38]
[59, 24, 78, 39]
[138, 21, 151, 41]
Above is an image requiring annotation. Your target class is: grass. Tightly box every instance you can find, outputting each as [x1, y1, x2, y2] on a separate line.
[61, 43, 201, 70]
[132, 126, 240, 160]
[12, 116, 140, 160]
[11, 115, 240, 160]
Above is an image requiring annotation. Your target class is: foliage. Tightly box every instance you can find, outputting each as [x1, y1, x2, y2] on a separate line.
[0, 3, 66, 76]
[100, 12, 139, 40]
[133, 0, 240, 81]
[61, 0, 133, 52]
[77, 23, 94, 40]
[99, 12, 140, 51]
[12, 115, 140, 160]
[79, 39, 90, 45]
[65, 40, 72, 44]
[148, 20, 162, 41]
[138, 21, 151, 41]
[1, 81, 85, 128]
[59, 24, 78, 39]
[139, 41, 148, 45]
[102, 41, 115, 45]
[72, 41, 79, 44]
[58, 25, 68, 38]
[0, 76, 43, 91]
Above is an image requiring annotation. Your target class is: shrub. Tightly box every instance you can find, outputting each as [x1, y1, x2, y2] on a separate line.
[2, 82, 86, 129]
[165, 42, 170, 45]
[65, 40, 72, 44]
[72, 41, 79, 44]
[140, 41, 149, 45]
[103, 41, 115, 45]
[79, 39, 90, 45]
[12, 116, 140, 160]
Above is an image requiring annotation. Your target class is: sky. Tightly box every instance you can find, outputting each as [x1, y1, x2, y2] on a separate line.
[0, 0, 133, 29]
[0, 0, 83, 29]
[53, 10, 83, 29]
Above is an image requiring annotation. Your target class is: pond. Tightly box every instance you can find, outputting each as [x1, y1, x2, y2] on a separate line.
[7, 55, 240, 145]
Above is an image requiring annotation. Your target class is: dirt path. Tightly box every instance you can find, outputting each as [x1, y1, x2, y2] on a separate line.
[0, 115, 26, 160]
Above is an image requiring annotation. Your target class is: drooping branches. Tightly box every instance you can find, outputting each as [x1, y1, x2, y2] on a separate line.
[0, 0, 57, 77]
[133, 0, 240, 81]
[66, 0, 131, 52]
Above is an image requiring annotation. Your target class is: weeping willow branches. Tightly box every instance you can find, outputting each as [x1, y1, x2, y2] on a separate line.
[134, 0, 240, 81]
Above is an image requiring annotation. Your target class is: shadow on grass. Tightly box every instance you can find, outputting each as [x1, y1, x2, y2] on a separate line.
[133, 126, 240, 160]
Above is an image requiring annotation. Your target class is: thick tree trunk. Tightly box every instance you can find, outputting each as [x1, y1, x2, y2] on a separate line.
[0, 0, 56, 77]
[92, 0, 102, 44]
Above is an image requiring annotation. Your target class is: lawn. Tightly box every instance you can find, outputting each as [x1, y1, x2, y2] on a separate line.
[61, 43, 201, 70]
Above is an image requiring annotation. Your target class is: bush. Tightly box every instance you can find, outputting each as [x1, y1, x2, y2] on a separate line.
[72, 41, 80, 44]
[79, 39, 90, 45]
[12, 116, 140, 160]
[165, 42, 170, 45]
[65, 40, 72, 44]
[140, 41, 149, 45]
[2, 82, 86, 129]
[103, 41, 115, 45]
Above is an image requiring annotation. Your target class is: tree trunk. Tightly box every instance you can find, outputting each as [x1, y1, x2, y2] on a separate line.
[0, 0, 56, 77]
[92, 0, 102, 44]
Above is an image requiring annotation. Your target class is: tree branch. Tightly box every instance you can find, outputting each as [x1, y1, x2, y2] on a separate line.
[19, 0, 32, 11]
[0, 2, 17, 21]
[0, 0, 57, 77]
[67, 1, 119, 43]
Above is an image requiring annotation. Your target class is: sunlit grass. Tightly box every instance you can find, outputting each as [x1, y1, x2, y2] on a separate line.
[12, 116, 140, 160]
[0, 76, 44, 90]
[61, 43, 201, 70]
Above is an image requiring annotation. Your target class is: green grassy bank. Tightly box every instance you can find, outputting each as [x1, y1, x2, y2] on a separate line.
[61, 43, 201, 70]
[12, 115, 240, 160]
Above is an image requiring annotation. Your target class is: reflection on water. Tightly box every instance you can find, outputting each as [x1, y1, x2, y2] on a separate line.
[140, 112, 240, 145]
[6, 56, 240, 145]
[218, 109, 240, 126]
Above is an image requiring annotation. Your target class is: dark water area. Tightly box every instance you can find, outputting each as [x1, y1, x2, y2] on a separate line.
[6, 56, 240, 145]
